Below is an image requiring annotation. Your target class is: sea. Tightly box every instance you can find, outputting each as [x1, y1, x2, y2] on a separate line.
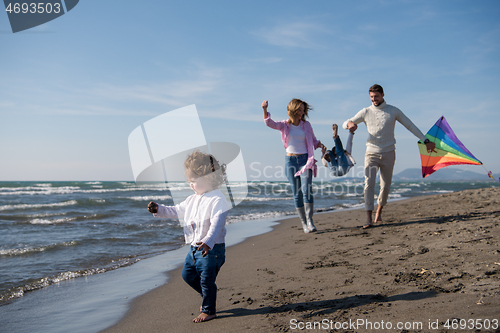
[0, 180, 497, 331]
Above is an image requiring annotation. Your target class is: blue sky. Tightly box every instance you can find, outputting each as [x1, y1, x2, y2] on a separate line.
[1, 0, 499, 181]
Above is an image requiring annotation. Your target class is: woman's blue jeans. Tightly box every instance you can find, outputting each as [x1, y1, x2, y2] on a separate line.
[182, 243, 225, 315]
[285, 153, 313, 208]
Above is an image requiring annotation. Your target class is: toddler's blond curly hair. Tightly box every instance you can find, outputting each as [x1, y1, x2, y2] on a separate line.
[184, 150, 227, 188]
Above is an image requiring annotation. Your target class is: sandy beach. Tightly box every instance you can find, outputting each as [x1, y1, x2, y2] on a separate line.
[102, 186, 500, 333]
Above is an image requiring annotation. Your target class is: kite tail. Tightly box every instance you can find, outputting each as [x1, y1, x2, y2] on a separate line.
[483, 166, 500, 183]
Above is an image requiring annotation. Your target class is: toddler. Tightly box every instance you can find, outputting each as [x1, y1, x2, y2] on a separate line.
[322, 124, 356, 176]
[148, 150, 229, 323]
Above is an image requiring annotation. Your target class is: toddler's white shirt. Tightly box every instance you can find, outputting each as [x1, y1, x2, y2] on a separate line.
[155, 189, 229, 249]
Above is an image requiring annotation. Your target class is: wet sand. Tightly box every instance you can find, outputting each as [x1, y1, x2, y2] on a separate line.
[102, 187, 500, 332]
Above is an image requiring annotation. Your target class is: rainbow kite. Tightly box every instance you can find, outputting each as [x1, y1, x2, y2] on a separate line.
[418, 116, 482, 178]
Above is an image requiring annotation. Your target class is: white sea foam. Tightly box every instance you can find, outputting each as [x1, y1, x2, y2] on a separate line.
[345, 193, 362, 197]
[0, 186, 81, 196]
[392, 188, 412, 194]
[0, 182, 249, 196]
[223, 182, 249, 188]
[0, 185, 162, 196]
[0, 200, 78, 211]
[128, 195, 173, 201]
[226, 211, 290, 224]
[0, 241, 78, 256]
[343, 202, 365, 209]
[235, 196, 292, 202]
[27, 212, 68, 218]
[30, 217, 78, 224]
[423, 190, 453, 194]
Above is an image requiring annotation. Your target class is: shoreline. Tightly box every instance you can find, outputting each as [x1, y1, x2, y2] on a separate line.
[0, 217, 279, 333]
[102, 187, 500, 333]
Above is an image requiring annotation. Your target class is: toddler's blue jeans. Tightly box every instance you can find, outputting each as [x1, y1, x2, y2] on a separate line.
[182, 243, 225, 315]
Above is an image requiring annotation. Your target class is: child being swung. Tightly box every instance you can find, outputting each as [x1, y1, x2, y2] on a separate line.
[322, 124, 356, 177]
[148, 151, 229, 323]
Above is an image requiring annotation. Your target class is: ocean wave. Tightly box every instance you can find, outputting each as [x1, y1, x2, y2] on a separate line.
[25, 212, 69, 218]
[0, 186, 81, 196]
[342, 202, 365, 209]
[236, 196, 292, 202]
[247, 181, 276, 186]
[344, 192, 363, 197]
[11, 212, 106, 223]
[128, 195, 173, 201]
[29, 217, 79, 224]
[0, 184, 173, 196]
[226, 210, 292, 223]
[316, 202, 364, 212]
[0, 241, 78, 257]
[392, 188, 412, 194]
[4, 213, 112, 225]
[226, 201, 365, 223]
[0, 255, 144, 305]
[422, 190, 453, 194]
[228, 190, 249, 196]
[0, 184, 191, 196]
[223, 182, 249, 188]
[0, 182, 252, 196]
[0, 200, 78, 211]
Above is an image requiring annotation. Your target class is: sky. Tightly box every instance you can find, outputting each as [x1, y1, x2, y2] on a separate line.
[1, 0, 499, 181]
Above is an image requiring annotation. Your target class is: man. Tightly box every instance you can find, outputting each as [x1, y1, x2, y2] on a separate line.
[343, 84, 435, 228]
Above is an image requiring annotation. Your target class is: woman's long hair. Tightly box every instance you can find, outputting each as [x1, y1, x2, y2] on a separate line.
[287, 98, 312, 123]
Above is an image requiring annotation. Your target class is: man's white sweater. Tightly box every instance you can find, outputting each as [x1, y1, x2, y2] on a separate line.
[343, 101, 427, 154]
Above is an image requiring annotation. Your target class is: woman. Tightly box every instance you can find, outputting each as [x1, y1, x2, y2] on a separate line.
[262, 99, 325, 233]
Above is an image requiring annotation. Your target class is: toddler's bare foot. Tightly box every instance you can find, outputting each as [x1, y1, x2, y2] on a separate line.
[193, 313, 217, 323]
[332, 124, 338, 138]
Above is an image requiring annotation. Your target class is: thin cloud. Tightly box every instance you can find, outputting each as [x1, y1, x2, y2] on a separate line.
[248, 57, 283, 64]
[0, 65, 227, 116]
[252, 21, 330, 48]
